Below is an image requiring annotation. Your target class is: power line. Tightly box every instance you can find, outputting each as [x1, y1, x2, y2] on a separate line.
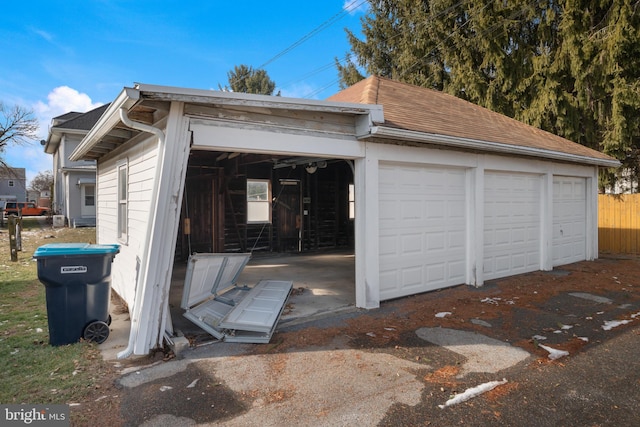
[258, 0, 368, 69]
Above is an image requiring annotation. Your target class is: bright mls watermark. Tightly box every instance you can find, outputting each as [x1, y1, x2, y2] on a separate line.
[1, 405, 69, 426]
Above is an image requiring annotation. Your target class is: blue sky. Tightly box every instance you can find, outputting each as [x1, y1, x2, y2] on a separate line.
[0, 0, 367, 183]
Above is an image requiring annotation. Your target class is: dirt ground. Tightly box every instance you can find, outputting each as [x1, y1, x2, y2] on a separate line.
[72, 254, 640, 426]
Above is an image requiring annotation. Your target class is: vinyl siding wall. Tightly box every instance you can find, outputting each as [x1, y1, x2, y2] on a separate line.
[97, 135, 160, 307]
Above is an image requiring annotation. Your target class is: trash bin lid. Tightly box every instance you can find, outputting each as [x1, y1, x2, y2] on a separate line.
[33, 243, 120, 258]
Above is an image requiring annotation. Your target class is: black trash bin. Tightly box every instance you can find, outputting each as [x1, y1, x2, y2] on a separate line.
[33, 243, 120, 346]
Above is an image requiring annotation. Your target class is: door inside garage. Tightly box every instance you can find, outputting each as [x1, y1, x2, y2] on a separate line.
[378, 163, 467, 301]
[484, 171, 542, 280]
[552, 176, 587, 266]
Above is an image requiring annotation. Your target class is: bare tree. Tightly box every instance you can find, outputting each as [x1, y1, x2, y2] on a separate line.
[29, 170, 53, 193]
[0, 102, 39, 171]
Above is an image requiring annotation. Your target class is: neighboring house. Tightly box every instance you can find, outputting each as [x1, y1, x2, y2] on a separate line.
[70, 76, 619, 357]
[44, 104, 108, 227]
[27, 190, 39, 204]
[0, 167, 26, 203]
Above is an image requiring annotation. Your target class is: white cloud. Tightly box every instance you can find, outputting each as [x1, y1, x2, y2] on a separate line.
[35, 86, 101, 120]
[33, 86, 102, 140]
[343, 0, 368, 15]
[4, 86, 103, 185]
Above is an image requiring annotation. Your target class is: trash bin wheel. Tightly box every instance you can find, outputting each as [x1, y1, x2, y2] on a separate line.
[107, 314, 112, 326]
[83, 321, 110, 344]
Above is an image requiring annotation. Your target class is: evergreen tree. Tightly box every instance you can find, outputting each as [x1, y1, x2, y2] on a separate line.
[222, 65, 277, 95]
[340, 0, 640, 190]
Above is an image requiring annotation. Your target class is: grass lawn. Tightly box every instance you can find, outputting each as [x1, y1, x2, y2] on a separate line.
[0, 218, 115, 413]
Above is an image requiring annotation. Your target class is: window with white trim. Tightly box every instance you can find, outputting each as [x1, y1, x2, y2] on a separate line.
[348, 183, 355, 220]
[85, 184, 95, 206]
[247, 179, 271, 223]
[117, 163, 128, 240]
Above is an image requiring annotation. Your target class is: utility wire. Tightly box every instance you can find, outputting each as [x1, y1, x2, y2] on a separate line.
[258, 0, 368, 69]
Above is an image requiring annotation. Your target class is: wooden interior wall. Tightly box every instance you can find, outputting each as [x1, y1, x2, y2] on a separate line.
[177, 153, 355, 257]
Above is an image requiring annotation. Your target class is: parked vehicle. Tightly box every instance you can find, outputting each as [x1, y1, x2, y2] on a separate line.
[4, 202, 49, 216]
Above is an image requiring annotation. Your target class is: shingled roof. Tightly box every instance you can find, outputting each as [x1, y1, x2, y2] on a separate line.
[328, 76, 617, 166]
[51, 104, 109, 131]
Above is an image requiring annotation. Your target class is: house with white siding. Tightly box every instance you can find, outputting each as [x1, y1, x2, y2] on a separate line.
[70, 76, 619, 357]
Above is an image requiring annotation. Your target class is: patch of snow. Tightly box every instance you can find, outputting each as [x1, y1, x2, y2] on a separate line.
[569, 292, 612, 305]
[366, 332, 376, 337]
[532, 335, 547, 341]
[187, 379, 199, 388]
[470, 318, 492, 328]
[439, 379, 508, 408]
[159, 386, 173, 392]
[631, 312, 640, 319]
[435, 312, 452, 318]
[539, 344, 569, 360]
[602, 319, 632, 331]
[560, 324, 573, 330]
[578, 337, 589, 342]
[481, 297, 501, 305]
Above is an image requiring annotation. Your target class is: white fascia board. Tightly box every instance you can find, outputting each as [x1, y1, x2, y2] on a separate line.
[69, 87, 140, 161]
[45, 128, 88, 154]
[135, 83, 383, 120]
[368, 126, 621, 168]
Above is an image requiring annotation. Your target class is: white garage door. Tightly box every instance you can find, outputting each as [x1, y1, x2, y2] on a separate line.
[553, 177, 587, 266]
[484, 171, 541, 280]
[378, 163, 467, 301]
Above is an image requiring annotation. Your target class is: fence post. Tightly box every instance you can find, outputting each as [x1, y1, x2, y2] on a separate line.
[8, 215, 18, 261]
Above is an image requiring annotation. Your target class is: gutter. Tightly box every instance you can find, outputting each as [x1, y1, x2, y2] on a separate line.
[116, 108, 166, 360]
[366, 126, 621, 168]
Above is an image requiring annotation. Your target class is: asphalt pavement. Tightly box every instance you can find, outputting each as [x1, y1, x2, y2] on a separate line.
[108, 293, 640, 427]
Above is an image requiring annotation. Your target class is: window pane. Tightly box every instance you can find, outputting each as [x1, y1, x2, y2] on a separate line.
[118, 165, 127, 239]
[247, 179, 271, 223]
[247, 181, 268, 201]
[85, 185, 95, 206]
[349, 184, 355, 219]
[247, 201, 270, 223]
[119, 167, 127, 200]
[118, 203, 127, 235]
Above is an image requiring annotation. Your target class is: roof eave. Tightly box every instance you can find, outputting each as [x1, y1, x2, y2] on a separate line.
[367, 126, 621, 168]
[135, 83, 384, 120]
[69, 87, 140, 161]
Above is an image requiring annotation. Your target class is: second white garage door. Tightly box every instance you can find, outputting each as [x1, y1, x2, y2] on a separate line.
[378, 163, 467, 301]
[552, 176, 587, 266]
[484, 171, 541, 281]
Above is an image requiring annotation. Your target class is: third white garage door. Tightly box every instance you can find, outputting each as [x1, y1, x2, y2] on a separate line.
[484, 171, 541, 281]
[552, 176, 587, 266]
[378, 163, 467, 301]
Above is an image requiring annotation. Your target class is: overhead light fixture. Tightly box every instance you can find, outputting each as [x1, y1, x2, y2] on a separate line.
[305, 163, 317, 174]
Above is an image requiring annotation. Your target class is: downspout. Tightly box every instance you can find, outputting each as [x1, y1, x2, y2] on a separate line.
[116, 107, 166, 359]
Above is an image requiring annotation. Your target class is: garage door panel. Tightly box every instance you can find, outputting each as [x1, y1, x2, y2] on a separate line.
[553, 177, 587, 266]
[484, 171, 541, 280]
[379, 163, 467, 301]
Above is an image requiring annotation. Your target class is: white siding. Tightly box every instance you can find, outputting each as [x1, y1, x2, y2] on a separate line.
[97, 136, 159, 306]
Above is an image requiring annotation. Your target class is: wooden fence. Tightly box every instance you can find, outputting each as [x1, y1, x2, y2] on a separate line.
[598, 194, 640, 254]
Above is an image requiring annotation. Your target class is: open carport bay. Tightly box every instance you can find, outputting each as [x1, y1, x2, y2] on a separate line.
[168, 251, 357, 343]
